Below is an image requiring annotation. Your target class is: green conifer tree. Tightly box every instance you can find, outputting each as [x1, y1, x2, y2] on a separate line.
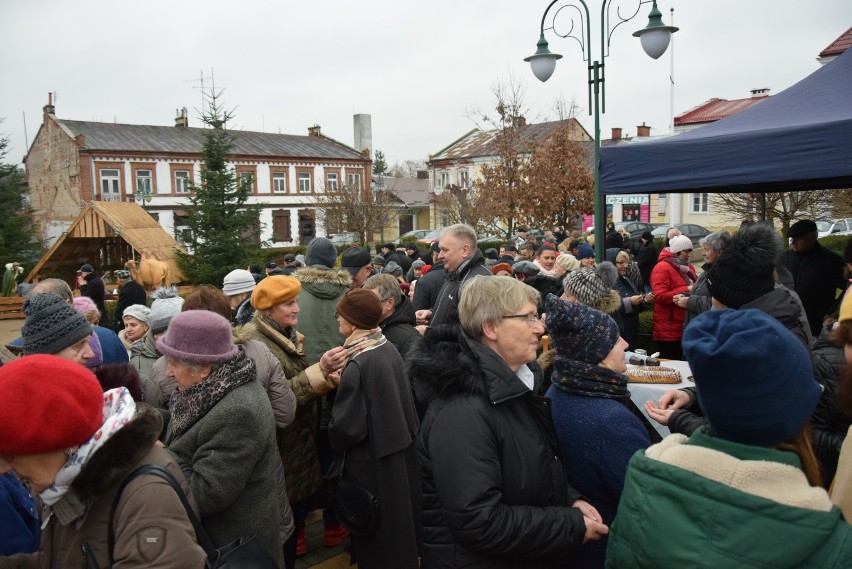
[174, 91, 262, 285]
[0, 127, 43, 271]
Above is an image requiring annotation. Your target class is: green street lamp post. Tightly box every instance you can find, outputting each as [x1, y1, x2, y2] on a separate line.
[135, 186, 153, 209]
[525, 0, 677, 261]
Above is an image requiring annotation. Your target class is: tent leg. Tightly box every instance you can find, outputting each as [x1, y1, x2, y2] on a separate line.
[760, 194, 767, 221]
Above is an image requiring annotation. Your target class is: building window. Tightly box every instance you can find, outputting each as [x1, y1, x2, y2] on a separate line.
[440, 172, 449, 187]
[135, 169, 152, 195]
[100, 169, 121, 201]
[272, 209, 291, 242]
[298, 172, 312, 193]
[690, 192, 709, 214]
[175, 170, 190, 194]
[326, 173, 339, 192]
[272, 173, 287, 193]
[239, 172, 254, 193]
[459, 170, 469, 188]
[347, 173, 361, 189]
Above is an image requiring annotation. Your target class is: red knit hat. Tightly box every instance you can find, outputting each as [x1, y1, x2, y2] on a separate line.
[0, 355, 103, 455]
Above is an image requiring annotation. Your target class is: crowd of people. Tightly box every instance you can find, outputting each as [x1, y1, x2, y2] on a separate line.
[1, 219, 851, 569]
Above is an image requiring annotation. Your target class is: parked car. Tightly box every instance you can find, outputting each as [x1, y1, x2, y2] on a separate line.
[415, 230, 441, 244]
[816, 218, 852, 238]
[613, 221, 662, 239]
[329, 232, 360, 246]
[395, 229, 437, 244]
[651, 223, 711, 247]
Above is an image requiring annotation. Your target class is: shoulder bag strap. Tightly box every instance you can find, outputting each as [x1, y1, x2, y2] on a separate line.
[108, 464, 215, 565]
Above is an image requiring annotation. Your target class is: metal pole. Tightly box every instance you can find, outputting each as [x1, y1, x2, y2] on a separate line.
[591, 61, 605, 262]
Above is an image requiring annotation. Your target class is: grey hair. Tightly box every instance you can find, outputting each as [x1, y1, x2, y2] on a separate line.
[439, 224, 477, 248]
[362, 273, 402, 305]
[30, 278, 74, 303]
[700, 230, 732, 253]
[459, 275, 540, 340]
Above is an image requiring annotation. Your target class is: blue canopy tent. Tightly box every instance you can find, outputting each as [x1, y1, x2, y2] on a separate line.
[600, 47, 852, 195]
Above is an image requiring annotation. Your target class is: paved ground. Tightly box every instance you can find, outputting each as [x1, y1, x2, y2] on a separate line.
[0, 317, 23, 345]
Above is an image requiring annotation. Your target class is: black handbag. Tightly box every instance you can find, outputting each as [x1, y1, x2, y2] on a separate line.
[330, 360, 381, 537]
[108, 464, 278, 569]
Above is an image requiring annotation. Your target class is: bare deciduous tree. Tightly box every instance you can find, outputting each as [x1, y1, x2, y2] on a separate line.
[315, 181, 396, 245]
[714, 190, 841, 238]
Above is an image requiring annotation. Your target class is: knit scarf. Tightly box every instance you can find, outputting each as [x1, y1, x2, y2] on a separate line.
[343, 328, 386, 363]
[534, 259, 561, 278]
[261, 313, 299, 346]
[169, 347, 257, 437]
[663, 256, 697, 286]
[41, 387, 137, 506]
[551, 355, 630, 400]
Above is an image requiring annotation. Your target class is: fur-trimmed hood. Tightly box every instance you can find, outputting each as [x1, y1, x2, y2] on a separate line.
[407, 325, 528, 407]
[294, 266, 351, 299]
[71, 404, 162, 505]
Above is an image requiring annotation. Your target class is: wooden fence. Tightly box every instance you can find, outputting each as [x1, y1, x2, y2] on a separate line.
[0, 297, 26, 320]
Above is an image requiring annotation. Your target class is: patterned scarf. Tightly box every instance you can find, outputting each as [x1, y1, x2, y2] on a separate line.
[551, 355, 630, 400]
[169, 347, 257, 437]
[343, 328, 386, 364]
[41, 387, 137, 506]
[663, 256, 697, 286]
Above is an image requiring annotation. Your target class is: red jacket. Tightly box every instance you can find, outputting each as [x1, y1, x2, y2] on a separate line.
[650, 248, 695, 342]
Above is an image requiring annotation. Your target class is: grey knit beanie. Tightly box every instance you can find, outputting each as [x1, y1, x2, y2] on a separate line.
[563, 268, 611, 306]
[222, 269, 256, 296]
[122, 304, 150, 325]
[596, 262, 619, 288]
[383, 261, 403, 277]
[148, 287, 184, 334]
[22, 293, 92, 355]
[304, 237, 338, 268]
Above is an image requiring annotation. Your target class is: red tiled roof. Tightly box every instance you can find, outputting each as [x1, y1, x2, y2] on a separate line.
[674, 96, 769, 126]
[820, 26, 852, 58]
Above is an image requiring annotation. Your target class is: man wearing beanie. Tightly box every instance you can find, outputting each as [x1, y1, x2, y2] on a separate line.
[341, 246, 373, 290]
[20, 293, 95, 365]
[781, 219, 847, 337]
[705, 222, 812, 347]
[544, 294, 652, 569]
[113, 268, 147, 332]
[607, 309, 852, 569]
[295, 237, 352, 547]
[222, 268, 257, 327]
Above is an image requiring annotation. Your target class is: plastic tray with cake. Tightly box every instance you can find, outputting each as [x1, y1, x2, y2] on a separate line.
[625, 363, 682, 384]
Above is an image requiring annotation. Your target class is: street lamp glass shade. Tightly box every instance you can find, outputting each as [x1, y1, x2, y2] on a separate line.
[529, 55, 559, 82]
[637, 28, 672, 59]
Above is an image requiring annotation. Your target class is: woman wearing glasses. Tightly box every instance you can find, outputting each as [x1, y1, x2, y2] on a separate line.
[408, 276, 607, 569]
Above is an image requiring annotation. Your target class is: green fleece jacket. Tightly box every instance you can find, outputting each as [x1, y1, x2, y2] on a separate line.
[606, 428, 852, 568]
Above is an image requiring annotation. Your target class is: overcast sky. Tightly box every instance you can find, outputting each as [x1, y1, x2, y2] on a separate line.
[2, 0, 849, 168]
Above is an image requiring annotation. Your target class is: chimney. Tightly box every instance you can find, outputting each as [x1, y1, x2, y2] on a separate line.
[353, 114, 372, 158]
[751, 88, 771, 97]
[636, 122, 651, 137]
[512, 115, 527, 128]
[43, 92, 55, 115]
[611, 127, 622, 140]
[174, 107, 189, 127]
[308, 125, 321, 137]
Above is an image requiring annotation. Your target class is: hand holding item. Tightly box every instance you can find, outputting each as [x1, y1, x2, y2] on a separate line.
[643, 292, 655, 304]
[644, 400, 675, 426]
[573, 499, 602, 523]
[631, 295, 643, 306]
[327, 370, 341, 387]
[658, 388, 690, 410]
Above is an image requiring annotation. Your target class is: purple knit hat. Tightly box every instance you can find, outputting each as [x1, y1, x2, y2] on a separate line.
[156, 310, 237, 364]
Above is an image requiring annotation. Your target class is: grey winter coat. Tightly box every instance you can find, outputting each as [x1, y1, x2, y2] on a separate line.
[131, 330, 160, 389]
[165, 373, 283, 567]
[293, 266, 350, 364]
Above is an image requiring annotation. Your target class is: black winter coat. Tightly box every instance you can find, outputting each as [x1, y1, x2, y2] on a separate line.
[380, 294, 421, 360]
[81, 273, 106, 319]
[412, 262, 445, 311]
[810, 325, 852, 487]
[430, 250, 492, 328]
[781, 243, 847, 336]
[408, 326, 587, 569]
[635, 240, 659, 289]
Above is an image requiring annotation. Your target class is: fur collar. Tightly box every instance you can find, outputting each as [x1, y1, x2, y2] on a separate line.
[71, 404, 162, 505]
[593, 289, 621, 315]
[294, 266, 351, 287]
[407, 324, 528, 406]
[647, 434, 833, 512]
[235, 319, 304, 356]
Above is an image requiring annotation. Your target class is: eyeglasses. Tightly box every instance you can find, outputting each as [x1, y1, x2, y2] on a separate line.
[615, 260, 629, 265]
[502, 312, 541, 326]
